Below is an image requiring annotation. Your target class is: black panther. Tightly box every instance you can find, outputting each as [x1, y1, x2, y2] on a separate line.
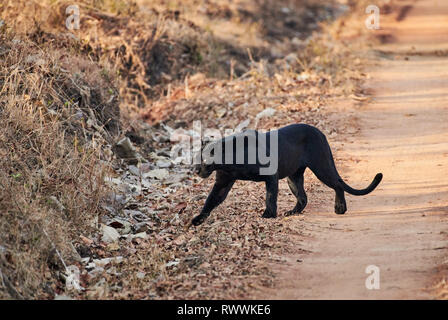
[192, 124, 382, 226]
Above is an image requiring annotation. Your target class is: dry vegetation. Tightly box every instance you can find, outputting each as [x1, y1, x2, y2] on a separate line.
[0, 32, 118, 298]
[0, 0, 375, 299]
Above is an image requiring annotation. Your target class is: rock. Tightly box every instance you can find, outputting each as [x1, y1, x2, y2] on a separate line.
[156, 160, 172, 168]
[143, 168, 169, 180]
[86, 262, 97, 270]
[132, 232, 148, 240]
[93, 256, 124, 267]
[100, 224, 120, 243]
[136, 271, 146, 279]
[113, 137, 147, 164]
[141, 179, 153, 189]
[139, 162, 152, 173]
[81, 257, 90, 264]
[131, 232, 148, 244]
[128, 165, 140, 176]
[108, 218, 132, 235]
[215, 108, 227, 118]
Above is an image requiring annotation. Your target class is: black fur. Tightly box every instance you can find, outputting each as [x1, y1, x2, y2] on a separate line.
[192, 124, 382, 226]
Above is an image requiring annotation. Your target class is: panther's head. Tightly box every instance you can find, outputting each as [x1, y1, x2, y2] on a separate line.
[193, 140, 219, 178]
[193, 159, 215, 178]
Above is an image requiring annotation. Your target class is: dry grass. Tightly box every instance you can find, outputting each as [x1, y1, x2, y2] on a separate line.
[0, 30, 118, 298]
[1, 0, 344, 116]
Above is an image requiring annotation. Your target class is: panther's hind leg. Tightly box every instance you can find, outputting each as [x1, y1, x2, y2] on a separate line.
[309, 164, 347, 215]
[307, 148, 347, 215]
[334, 186, 347, 214]
[285, 167, 307, 216]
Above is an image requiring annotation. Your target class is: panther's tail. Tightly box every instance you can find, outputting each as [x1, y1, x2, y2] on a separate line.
[339, 173, 383, 196]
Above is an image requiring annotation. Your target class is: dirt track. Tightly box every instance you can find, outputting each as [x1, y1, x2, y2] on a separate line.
[260, 0, 448, 299]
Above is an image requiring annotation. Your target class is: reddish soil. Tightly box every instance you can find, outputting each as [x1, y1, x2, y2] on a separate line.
[258, 0, 448, 299]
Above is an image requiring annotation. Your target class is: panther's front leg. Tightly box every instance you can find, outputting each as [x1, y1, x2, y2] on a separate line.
[192, 172, 235, 226]
[262, 175, 279, 218]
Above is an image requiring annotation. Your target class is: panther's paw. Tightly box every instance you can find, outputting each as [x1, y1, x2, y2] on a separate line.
[262, 209, 277, 218]
[335, 201, 347, 215]
[285, 209, 303, 216]
[192, 214, 206, 226]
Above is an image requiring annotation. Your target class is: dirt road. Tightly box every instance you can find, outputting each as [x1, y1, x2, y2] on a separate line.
[261, 0, 448, 299]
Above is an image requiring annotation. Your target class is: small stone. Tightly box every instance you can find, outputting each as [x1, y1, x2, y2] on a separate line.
[132, 232, 148, 240]
[128, 165, 140, 176]
[81, 257, 90, 264]
[101, 224, 120, 243]
[156, 160, 172, 168]
[93, 256, 124, 267]
[143, 168, 169, 180]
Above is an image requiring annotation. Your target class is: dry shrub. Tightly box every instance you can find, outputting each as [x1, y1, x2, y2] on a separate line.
[0, 0, 343, 114]
[0, 32, 118, 298]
